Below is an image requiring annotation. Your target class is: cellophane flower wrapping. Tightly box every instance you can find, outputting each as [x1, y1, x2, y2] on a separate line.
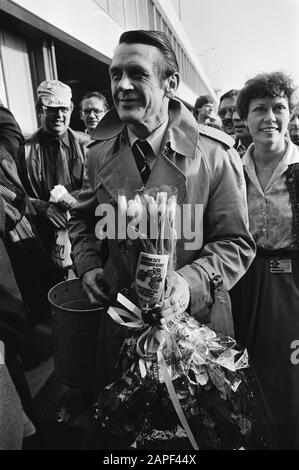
[91, 187, 273, 450]
[49, 185, 77, 268]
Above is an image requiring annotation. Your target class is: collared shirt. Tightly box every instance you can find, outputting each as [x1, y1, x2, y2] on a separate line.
[127, 118, 169, 169]
[243, 139, 299, 250]
[235, 139, 247, 158]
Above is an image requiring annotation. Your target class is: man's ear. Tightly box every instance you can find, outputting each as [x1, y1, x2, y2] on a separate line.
[165, 73, 180, 98]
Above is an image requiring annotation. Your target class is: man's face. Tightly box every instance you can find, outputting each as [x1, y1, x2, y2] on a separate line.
[40, 105, 72, 137]
[232, 108, 250, 139]
[218, 96, 236, 135]
[198, 102, 214, 123]
[110, 43, 174, 135]
[80, 97, 106, 132]
[289, 104, 299, 145]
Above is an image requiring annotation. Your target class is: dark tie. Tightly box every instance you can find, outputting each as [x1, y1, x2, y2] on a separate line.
[132, 140, 152, 184]
[53, 139, 72, 190]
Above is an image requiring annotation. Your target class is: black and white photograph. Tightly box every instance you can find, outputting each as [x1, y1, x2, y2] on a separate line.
[0, 0, 298, 455]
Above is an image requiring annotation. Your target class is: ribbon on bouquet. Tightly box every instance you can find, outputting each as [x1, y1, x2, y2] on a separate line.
[107, 293, 199, 450]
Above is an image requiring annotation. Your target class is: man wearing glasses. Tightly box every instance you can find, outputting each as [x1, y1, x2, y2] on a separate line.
[80, 91, 108, 137]
[21, 80, 89, 252]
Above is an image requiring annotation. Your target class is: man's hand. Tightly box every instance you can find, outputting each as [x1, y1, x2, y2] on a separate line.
[82, 267, 109, 305]
[45, 204, 68, 229]
[160, 271, 190, 324]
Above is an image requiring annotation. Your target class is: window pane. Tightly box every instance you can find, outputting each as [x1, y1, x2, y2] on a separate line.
[125, 0, 138, 29]
[162, 20, 168, 34]
[108, 0, 125, 27]
[0, 31, 37, 134]
[93, 0, 109, 12]
[138, 0, 148, 28]
[147, 0, 155, 29]
[0, 57, 8, 107]
[154, 9, 162, 31]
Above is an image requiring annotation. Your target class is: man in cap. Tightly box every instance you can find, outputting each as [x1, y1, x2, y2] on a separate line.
[20, 80, 89, 252]
[69, 30, 255, 394]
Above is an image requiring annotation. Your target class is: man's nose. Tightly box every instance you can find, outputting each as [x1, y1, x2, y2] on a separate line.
[118, 74, 134, 91]
[291, 116, 299, 127]
[233, 110, 240, 120]
[225, 110, 233, 120]
[54, 109, 65, 118]
[89, 110, 98, 117]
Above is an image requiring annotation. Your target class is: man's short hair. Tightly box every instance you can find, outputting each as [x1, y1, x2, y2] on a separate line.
[119, 30, 179, 80]
[237, 72, 296, 120]
[219, 89, 239, 106]
[80, 91, 108, 112]
[193, 95, 214, 118]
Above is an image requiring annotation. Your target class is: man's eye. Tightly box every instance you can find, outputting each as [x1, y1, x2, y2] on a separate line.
[111, 72, 121, 80]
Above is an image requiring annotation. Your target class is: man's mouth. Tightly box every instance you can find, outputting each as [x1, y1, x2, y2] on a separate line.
[118, 96, 139, 104]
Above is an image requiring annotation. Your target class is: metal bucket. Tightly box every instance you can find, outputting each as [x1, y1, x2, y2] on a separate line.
[48, 278, 103, 389]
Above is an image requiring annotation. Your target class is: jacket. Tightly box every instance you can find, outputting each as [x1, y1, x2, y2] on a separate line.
[21, 127, 89, 214]
[69, 98, 256, 316]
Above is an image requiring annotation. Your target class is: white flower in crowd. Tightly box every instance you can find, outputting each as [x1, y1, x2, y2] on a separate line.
[147, 195, 158, 218]
[167, 195, 177, 224]
[118, 194, 127, 217]
[49, 184, 68, 202]
[127, 195, 143, 220]
[157, 192, 168, 217]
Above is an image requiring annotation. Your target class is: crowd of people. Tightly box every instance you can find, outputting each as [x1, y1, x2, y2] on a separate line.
[1, 28, 299, 450]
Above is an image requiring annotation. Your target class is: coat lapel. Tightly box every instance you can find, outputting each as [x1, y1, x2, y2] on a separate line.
[97, 141, 143, 202]
[146, 148, 186, 204]
[97, 142, 186, 205]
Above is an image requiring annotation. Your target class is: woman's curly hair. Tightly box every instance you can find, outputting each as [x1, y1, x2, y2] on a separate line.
[237, 72, 296, 120]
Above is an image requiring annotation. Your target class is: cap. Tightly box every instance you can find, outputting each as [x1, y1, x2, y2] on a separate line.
[37, 80, 72, 107]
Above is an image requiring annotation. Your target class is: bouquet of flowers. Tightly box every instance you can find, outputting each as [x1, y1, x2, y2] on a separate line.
[86, 187, 273, 450]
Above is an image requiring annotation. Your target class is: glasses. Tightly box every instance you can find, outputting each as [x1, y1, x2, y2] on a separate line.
[82, 108, 105, 117]
[42, 106, 71, 115]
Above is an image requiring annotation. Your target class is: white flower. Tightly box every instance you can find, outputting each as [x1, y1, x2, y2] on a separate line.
[49, 184, 68, 203]
[167, 195, 177, 224]
[148, 196, 158, 218]
[118, 194, 127, 217]
[127, 199, 142, 219]
[157, 192, 167, 217]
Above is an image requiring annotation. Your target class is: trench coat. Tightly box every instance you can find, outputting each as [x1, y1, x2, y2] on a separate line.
[69, 98, 255, 392]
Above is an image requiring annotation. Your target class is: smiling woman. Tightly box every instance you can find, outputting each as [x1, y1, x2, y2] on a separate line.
[230, 71, 299, 449]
